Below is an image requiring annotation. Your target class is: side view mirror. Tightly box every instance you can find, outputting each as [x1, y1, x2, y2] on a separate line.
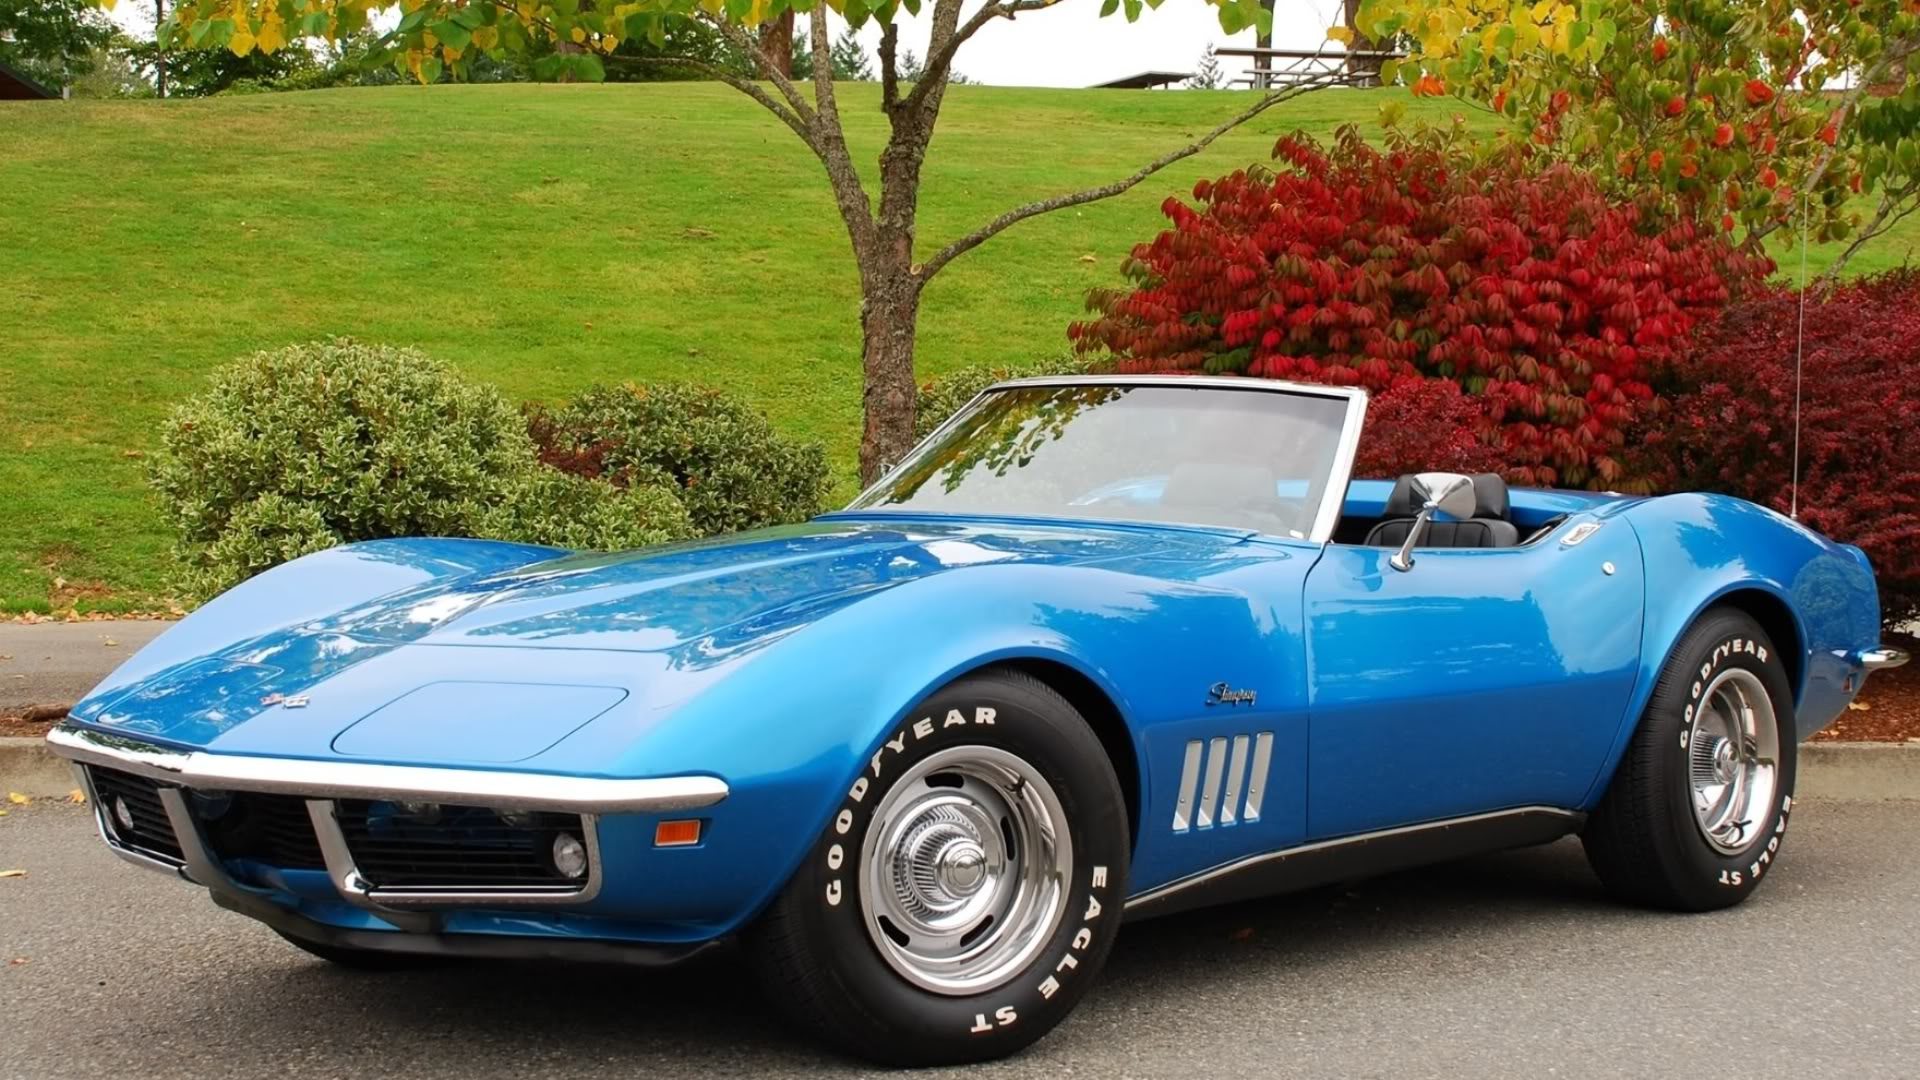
[1389, 472, 1477, 573]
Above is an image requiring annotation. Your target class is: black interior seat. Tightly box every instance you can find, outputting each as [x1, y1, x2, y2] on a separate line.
[1362, 473, 1520, 549]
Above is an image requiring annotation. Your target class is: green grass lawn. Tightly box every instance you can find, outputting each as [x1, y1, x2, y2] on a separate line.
[1, 83, 1914, 613]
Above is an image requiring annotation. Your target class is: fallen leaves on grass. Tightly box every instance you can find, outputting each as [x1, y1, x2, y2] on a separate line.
[6, 608, 185, 625]
[5, 793, 29, 806]
[68, 789, 86, 804]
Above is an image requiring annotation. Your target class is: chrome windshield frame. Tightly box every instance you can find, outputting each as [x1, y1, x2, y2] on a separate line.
[845, 375, 1370, 545]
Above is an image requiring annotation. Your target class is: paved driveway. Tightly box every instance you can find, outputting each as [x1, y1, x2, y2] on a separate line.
[3, 799, 1917, 1079]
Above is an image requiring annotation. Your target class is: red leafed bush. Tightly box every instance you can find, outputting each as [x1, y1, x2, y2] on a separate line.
[1354, 376, 1505, 479]
[1657, 271, 1920, 630]
[1069, 126, 1770, 489]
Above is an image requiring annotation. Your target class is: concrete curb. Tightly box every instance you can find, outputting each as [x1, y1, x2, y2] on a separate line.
[1, 736, 76, 799]
[1797, 741, 1920, 802]
[5, 733, 1919, 801]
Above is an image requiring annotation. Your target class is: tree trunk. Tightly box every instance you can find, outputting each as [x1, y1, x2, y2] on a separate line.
[856, 254, 921, 486]
[1340, 0, 1383, 84]
[154, 0, 168, 97]
[758, 10, 795, 78]
[1252, 0, 1277, 88]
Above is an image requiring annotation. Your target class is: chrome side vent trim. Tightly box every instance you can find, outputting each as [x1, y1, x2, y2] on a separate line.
[1172, 740, 1204, 832]
[1219, 734, 1250, 826]
[1172, 731, 1273, 833]
[1244, 732, 1274, 823]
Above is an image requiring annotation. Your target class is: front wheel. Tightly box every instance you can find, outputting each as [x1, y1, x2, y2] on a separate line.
[748, 669, 1130, 1066]
[1583, 607, 1798, 911]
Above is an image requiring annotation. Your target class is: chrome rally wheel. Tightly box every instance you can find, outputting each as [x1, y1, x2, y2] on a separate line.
[1685, 668, 1781, 856]
[859, 746, 1072, 996]
[749, 669, 1129, 1066]
[1584, 607, 1798, 911]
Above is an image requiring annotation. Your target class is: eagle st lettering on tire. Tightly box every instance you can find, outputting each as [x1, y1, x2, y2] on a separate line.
[1583, 608, 1798, 912]
[752, 669, 1131, 1067]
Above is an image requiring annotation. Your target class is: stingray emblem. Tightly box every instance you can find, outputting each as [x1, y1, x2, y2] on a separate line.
[1205, 682, 1257, 707]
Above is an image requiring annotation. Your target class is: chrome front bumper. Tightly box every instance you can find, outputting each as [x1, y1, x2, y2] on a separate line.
[49, 722, 729, 929]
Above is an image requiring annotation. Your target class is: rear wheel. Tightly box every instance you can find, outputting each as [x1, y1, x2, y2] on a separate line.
[749, 669, 1130, 1066]
[1583, 607, 1798, 911]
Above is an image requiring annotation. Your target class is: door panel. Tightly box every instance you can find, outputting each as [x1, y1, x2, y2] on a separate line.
[1302, 523, 1644, 839]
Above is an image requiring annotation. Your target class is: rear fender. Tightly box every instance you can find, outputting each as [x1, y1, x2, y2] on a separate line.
[1580, 494, 1878, 806]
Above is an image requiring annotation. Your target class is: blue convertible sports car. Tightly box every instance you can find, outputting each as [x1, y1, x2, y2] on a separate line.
[50, 375, 1908, 1064]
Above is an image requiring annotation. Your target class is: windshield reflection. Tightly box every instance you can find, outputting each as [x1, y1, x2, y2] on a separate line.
[852, 383, 1350, 538]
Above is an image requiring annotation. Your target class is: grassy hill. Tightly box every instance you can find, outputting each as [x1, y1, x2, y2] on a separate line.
[1, 82, 1913, 613]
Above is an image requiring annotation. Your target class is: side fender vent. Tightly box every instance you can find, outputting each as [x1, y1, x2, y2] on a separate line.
[1172, 732, 1273, 833]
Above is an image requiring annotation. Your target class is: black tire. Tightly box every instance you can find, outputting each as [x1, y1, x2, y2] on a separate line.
[1583, 607, 1799, 911]
[274, 930, 451, 971]
[748, 669, 1130, 1066]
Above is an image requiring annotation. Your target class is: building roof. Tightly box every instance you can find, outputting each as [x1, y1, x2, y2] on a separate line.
[1090, 70, 1194, 90]
[0, 59, 58, 101]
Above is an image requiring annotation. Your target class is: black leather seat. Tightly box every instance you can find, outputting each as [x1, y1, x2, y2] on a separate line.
[1362, 473, 1521, 549]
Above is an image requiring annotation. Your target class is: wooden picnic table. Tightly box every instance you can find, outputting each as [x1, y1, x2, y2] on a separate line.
[1214, 46, 1406, 89]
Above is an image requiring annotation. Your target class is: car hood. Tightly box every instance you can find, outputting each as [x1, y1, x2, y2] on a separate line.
[301, 517, 1200, 651]
[68, 517, 1223, 756]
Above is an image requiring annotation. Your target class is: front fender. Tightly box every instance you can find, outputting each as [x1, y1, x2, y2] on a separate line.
[597, 554, 1305, 931]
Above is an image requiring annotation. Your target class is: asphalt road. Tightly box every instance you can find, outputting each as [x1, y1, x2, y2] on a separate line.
[0, 622, 169, 713]
[4, 800, 1918, 1080]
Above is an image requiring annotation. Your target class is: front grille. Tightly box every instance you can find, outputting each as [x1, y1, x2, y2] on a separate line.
[335, 800, 590, 890]
[201, 792, 327, 870]
[88, 766, 185, 863]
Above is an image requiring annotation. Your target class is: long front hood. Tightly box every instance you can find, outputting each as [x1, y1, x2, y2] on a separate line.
[67, 518, 1210, 759]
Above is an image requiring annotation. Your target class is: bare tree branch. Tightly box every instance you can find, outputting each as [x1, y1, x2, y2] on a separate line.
[879, 21, 901, 111]
[696, 10, 814, 124]
[1751, 31, 1920, 247]
[903, 0, 1054, 114]
[1815, 180, 1920, 286]
[917, 76, 1342, 282]
[803, 10, 879, 253]
[602, 53, 815, 146]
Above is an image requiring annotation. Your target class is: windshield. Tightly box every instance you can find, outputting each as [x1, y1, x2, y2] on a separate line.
[848, 382, 1357, 539]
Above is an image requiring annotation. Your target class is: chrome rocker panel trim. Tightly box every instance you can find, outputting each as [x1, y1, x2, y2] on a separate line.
[47, 722, 729, 813]
[1123, 806, 1585, 922]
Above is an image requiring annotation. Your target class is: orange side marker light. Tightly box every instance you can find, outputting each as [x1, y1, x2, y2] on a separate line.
[654, 819, 702, 847]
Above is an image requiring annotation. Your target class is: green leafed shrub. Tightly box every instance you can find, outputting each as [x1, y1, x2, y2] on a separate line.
[177, 494, 340, 604]
[914, 356, 1101, 440]
[153, 339, 697, 602]
[469, 470, 695, 552]
[526, 383, 831, 535]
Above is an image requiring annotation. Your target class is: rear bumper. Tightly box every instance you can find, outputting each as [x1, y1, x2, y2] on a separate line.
[48, 722, 732, 932]
[1860, 647, 1910, 672]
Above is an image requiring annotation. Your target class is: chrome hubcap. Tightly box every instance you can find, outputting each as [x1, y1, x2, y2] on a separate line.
[1686, 668, 1780, 856]
[860, 745, 1072, 996]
